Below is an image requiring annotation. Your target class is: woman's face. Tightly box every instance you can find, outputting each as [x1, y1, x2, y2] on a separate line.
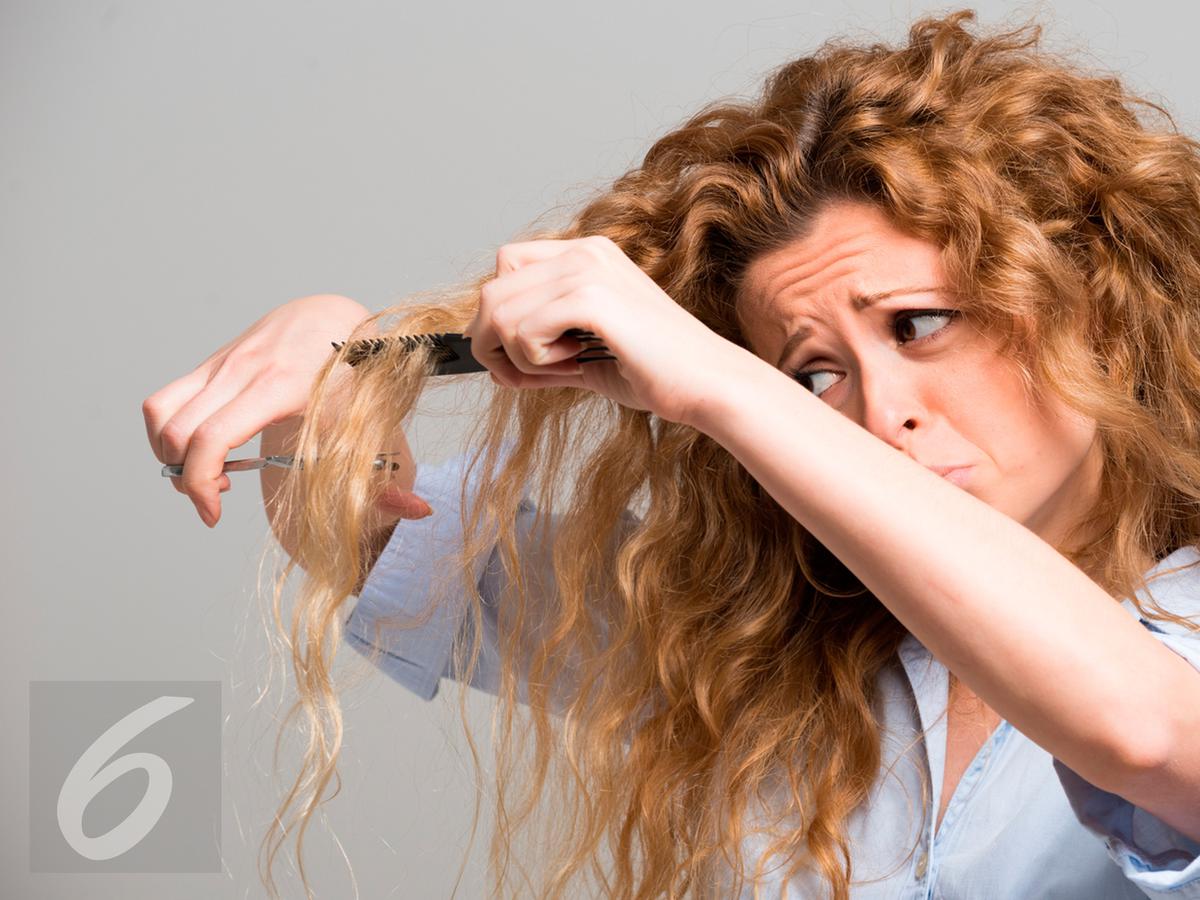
[736, 198, 1103, 550]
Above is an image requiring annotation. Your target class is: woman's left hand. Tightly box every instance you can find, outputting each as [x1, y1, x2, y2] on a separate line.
[462, 235, 748, 425]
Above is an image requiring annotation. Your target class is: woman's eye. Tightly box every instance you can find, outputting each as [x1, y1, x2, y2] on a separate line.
[787, 309, 959, 398]
[895, 309, 956, 344]
[794, 369, 840, 397]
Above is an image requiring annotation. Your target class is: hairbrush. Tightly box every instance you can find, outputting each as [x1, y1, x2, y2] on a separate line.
[330, 328, 616, 374]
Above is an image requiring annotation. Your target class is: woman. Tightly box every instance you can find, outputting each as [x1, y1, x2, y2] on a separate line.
[143, 9, 1200, 899]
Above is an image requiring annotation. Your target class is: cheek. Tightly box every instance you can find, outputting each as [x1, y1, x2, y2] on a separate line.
[977, 385, 1096, 503]
[1039, 396, 1100, 475]
[942, 354, 1041, 487]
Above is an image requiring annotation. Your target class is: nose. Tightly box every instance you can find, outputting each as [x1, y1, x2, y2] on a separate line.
[855, 355, 920, 452]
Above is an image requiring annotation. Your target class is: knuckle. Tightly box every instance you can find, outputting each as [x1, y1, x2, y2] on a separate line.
[159, 422, 189, 458]
[513, 323, 541, 359]
[495, 244, 517, 271]
[253, 364, 290, 392]
[190, 419, 222, 446]
[561, 271, 591, 293]
[225, 345, 267, 374]
[569, 244, 597, 266]
[584, 234, 614, 255]
[569, 280, 604, 303]
[479, 278, 500, 307]
[490, 304, 515, 332]
[141, 394, 162, 419]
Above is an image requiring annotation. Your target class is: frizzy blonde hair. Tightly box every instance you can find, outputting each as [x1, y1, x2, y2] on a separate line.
[253, 9, 1200, 899]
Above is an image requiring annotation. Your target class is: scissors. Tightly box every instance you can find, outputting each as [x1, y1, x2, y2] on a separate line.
[159, 329, 615, 478]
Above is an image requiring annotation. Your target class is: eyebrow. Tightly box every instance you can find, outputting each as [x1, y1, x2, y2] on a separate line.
[773, 285, 946, 368]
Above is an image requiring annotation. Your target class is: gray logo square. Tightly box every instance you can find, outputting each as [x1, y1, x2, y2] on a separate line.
[29, 680, 221, 873]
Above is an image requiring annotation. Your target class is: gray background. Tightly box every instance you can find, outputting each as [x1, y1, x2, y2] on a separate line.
[5, 1, 1195, 897]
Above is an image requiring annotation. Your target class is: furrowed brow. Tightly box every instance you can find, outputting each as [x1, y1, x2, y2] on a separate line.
[773, 285, 945, 368]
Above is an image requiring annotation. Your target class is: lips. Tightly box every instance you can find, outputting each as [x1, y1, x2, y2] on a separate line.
[928, 465, 972, 487]
[925, 464, 965, 477]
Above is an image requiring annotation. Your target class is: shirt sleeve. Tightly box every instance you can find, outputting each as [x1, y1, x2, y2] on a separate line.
[1052, 545, 1200, 899]
[341, 443, 513, 701]
[342, 442, 637, 708]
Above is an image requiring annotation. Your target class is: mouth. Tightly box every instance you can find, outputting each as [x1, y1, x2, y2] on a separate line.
[932, 466, 972, 487]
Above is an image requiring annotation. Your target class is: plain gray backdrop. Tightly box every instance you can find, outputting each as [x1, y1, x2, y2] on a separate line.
[6, 1, 1196, 897]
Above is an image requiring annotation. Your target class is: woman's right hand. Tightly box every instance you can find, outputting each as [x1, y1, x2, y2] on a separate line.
[142, 293, 430, 528]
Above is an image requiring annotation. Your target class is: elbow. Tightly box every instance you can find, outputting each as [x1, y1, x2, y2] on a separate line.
[1108, 650, 1200, 787]
[1101, 700, 1176, 793]
[1110, 723, 1173, 781]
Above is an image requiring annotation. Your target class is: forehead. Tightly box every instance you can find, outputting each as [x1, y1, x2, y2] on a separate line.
[738, 201, 946, 338]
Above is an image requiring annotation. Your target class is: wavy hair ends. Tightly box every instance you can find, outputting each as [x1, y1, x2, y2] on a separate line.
[254, 8, 1200, 899]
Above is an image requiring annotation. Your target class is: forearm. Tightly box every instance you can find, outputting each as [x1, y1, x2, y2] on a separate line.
[687, 346, 1200, 830]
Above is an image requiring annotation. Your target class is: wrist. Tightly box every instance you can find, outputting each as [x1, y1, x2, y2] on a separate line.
[681, 343, 780, 437]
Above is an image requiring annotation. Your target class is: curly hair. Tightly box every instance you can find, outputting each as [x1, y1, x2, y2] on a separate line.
[253, 8, 1200, 899]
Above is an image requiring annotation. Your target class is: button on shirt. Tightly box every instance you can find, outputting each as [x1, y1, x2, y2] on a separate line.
[345, 449, 1200, 898]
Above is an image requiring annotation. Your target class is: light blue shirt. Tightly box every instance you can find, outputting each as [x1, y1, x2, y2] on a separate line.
[345, 449, 1200, 898]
